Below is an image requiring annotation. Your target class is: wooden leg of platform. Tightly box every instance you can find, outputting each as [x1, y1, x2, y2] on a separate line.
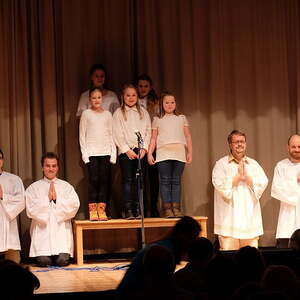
[76, 226, 84, 265]
[199, 219, 207, 238]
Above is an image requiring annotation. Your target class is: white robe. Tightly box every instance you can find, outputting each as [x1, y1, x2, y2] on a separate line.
[212, 155, 268, 239]
[0, 171, 25, 252]
[26, 177, 80, 257]
[271, 158, 300, 239]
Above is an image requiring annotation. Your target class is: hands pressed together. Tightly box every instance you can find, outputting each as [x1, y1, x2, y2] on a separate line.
[48, 182, 57, 203]
[233, 160, 253, 188]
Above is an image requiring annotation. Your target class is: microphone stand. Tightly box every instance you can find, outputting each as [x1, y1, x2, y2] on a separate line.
[136, 135, 146, 249]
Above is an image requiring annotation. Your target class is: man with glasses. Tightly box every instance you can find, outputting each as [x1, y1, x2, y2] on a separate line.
[212, 130, 268, 250]
[0, 149, 25, 262]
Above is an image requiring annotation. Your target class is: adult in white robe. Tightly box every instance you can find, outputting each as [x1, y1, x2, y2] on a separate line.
[212, 130, 268, 250]
[0, 149, 25, 263]
[26, 152, 80, 267]
[271, 134, 300, 246]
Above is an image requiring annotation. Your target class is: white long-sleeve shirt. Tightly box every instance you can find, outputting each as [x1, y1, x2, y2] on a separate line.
[113, 106, 151, 154]
[212, 155, 268, 239]
[271, 158, 300, 238]
[26, 177, 80, 257]
[79, 109, 116, 164]
[0, 171, 25, 252]
[76, 90, 120, 117]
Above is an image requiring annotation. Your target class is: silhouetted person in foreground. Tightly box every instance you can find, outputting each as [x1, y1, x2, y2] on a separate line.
[204, 255, 239, 300]
[129, 245, 193, 300]
[234, 246, 266, 285]
[262, 265, 299, 300]
[116, 216, 201, 299]
[0, 259, 40, 299]
[174, 237, 213, 295]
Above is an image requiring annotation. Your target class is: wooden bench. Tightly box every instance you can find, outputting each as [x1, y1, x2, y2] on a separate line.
[73, 216, 208, 265]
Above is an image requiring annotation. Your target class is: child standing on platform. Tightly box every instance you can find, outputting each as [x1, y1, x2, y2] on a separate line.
[79, 87, 116, 221]
[137, 74, 160, 217]
[113, 84, 151, 219]
[147, 92, 192, 218]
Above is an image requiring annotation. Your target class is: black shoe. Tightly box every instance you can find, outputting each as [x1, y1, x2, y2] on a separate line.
[124, 210, 135, 220]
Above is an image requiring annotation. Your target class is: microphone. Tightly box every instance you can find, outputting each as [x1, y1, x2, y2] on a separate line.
[134, 130, 144, 143]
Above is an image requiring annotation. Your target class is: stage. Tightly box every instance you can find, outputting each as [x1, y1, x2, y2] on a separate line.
[29, 247, 299, 298]
[31, 260, 187, 296]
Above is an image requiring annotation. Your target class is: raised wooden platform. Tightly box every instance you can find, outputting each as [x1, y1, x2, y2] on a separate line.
[73, 216, 207, 265]
[33, 261, 188, 296]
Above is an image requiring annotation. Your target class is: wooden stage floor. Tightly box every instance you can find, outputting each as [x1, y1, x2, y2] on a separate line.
[31, 260, 186, 294]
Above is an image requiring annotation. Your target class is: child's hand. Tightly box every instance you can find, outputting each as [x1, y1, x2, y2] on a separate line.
[139, 149, 146, 159]
[147, 154, 155, 165]
[186, 152, 192, 164]
[126, 149, 138, 160]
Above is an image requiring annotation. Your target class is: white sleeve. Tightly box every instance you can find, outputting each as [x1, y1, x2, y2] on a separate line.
[212, 160, 234, 202]
[108, 93, 120, 114]
[271, 163, 298, 205]
[76, 93, 89, 117]
[250, 161, 268, 201]
[108, 113, 117, 163]
[79, 111, 89, 163]
[143, 111, 152, 151]
[1, 176, 25, 220]
[113, 110, 130, 154]
[53, 183, 80, 223]
[26, 184, 50, 225]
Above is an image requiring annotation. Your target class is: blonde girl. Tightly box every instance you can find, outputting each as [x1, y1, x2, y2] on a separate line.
[113, 84, 151, 219]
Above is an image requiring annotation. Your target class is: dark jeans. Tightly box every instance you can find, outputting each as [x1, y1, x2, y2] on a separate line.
[87, 156, 111, 203]
[119, 149, 146, 212]
[36, 253, 70, 267]
[157, 160, 185, 203]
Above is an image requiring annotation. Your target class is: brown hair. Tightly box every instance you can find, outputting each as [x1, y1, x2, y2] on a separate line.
[120, 84, 143, 120]
[89, 87, 102, 97]
[227, 130, 246, 144]
[159, 91, 179, 118]
[41, 152, 59, 166]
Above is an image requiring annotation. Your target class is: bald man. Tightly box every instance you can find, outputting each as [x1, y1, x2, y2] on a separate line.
[271, 135, 300, 248]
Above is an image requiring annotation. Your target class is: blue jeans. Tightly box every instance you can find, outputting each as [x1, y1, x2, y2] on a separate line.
[157, 160, 185, 203]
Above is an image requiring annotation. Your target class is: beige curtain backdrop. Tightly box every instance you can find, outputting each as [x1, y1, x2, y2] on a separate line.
[0, 0, 300, 254]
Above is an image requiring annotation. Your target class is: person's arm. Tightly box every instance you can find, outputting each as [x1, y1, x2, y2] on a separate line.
[79, 112, 90, 163]
[139, 110, 151, 159]
[0, 176, 25, 220]
[183, 125, 192, 164]
[271, 162, 297, 205]
[147, 129, 158, 165]
[53, 182, 80, 223]
[76, 92, 89, 117]
[26, 183, 50, 225]
[113, 110, 137, 159]
[108, 113, 117, 164]
[212, 159, 235, 202]
[247, 160, 268, 202]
